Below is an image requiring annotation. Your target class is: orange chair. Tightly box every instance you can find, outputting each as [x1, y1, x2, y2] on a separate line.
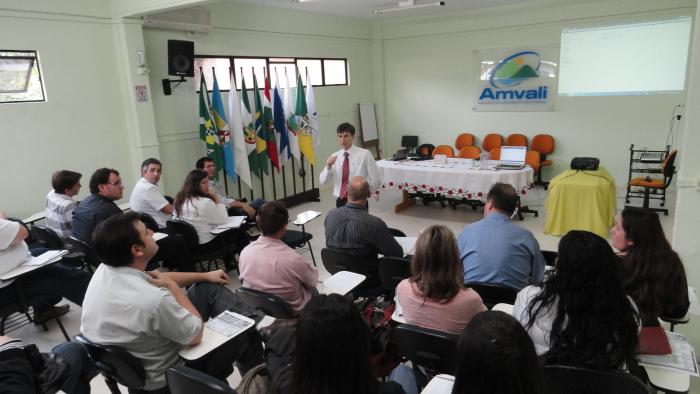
[531, 134, 555, 188]
[455, 133, 475, 151]
[489, 147, 501, 161]
[506, 134, 528, 147]
[433, 145, 455, 158]
[627, 150, 677, 216]
[482, 133, 504, 153]
[458, 146, 481, 159]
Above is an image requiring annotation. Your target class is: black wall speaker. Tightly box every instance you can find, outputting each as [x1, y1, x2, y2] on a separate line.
[167, 40, 194, 77]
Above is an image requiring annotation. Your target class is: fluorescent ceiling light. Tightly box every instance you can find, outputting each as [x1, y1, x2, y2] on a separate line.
[374, 0, 446, 14]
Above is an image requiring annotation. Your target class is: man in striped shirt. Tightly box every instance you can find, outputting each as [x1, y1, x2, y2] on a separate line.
[45, 170, 81, 239]
[324, 176, 402, 277]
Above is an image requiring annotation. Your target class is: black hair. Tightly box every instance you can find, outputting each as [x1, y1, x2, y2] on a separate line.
[173, 170, 213, 216]
[452, 311, 543, 394]
[525, 230, 639, 370]
[51, 170, 81, 194]
[92, 212, 144, 267]
[140, 158, 162, 173]
[289, 294, 377, 394]
[486, 183, 517, 214]
[89, 168, 119, 194]
[256, 201, 289, 236]
[195, 157, 214, 170]
[336, 122, 356, 136]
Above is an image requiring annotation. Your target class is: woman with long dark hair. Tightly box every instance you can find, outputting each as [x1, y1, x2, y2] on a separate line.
[397, 225, 486, 335]
[513, 230, 639, 370]
[173, 169, 228, 244]
[451, 311, 543, 394]
[283, 294, 403, 394]
[611, 206, 689, 326]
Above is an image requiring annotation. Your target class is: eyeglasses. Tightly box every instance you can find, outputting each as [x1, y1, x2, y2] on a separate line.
[107, 180, 123, 186]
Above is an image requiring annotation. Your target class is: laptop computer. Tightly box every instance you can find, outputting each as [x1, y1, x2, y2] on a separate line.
[392, 148, 409, 161]
[496, 146, 526, 170]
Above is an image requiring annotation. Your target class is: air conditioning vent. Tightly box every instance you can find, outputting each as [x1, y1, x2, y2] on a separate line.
[142, 6, 211, 33]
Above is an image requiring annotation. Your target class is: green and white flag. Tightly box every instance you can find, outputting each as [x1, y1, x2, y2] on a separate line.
[198, 77, 223, 173]
[240, 74, 261, 178]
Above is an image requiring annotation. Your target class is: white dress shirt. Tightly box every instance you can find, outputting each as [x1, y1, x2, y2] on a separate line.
[319, 145, 383, 197]
[173, 197, 228, 244]
[129, 178, 170, 228]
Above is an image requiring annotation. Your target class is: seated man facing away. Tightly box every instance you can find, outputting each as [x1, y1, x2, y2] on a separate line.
[45, 170, 82, 239]
[195, 157, 264, 219]
[80, 212, 263, 392]
[129, 158, 173, 229]
[458, 182, 545, 290]
[324, 176, 402, 276]
[0, 212, 91, 323]
[239, 201, 318, 312]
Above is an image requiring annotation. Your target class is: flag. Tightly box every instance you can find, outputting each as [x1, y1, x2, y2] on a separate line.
[198, 77, 223, 174]
[292, 71, 316, 165]
[274, 69, 290, 167]
[228, 69, 252, 189]
[252, 71, 269, 174]
[210, 73, 235, 182]
[240, 73, 261, 178]
[284, 69, 301, 163]
[305, 69, 320, 150]
[263, 71, 280, 171]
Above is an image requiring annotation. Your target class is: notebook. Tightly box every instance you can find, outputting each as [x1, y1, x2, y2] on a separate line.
[496, 146, 526, 170]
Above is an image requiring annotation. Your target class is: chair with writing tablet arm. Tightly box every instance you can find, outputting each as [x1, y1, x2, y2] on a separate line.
[543, 365, 648, 394]
[74, 334, 145, 394]
[167, 365, 236, 394]
[236, 287, 296, 319]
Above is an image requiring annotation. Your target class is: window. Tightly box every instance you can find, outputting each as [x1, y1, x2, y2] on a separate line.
[194, 55, 348, 92]
[0, 50, 46, 103]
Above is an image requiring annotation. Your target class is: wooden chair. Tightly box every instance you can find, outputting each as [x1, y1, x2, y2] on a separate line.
[432, 145, 455, 158]
[531, 134, 555, 188]
[506, 133, 528, 147]
[482, 133, 504, 153]
[454, 133, 475, 151]
[626, 150, 677, 216]
[458, 146, 481, 159]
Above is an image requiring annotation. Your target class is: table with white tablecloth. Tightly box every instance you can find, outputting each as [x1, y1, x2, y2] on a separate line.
[377, 158, 534, 213]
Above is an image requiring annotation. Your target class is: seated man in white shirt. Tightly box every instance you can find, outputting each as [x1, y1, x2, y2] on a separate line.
[80, 212, 263, 392]
[239, 201, 318, 312]
[45, 170, 81, 239]
[195, 157, 264, 219]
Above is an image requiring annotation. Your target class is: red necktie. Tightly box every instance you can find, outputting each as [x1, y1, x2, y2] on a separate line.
[339, 152, 350, 198]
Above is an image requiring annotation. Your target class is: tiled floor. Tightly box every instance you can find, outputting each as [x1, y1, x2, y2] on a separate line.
[10, 186, 686, 393]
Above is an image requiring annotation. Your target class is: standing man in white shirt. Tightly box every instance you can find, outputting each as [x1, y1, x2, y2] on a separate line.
[319, 122, 383, 208]
[129, 158, 173, 229]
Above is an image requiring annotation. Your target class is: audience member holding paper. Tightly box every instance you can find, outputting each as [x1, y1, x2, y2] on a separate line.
[239, 201, 318, 312]
[81, 213, 263, 392]
[0, 213, 91, 324]
[396, 225, 486, 335]
[611, 207, 690, 326]
[513, 231, 639, 369]
[173, 170, 247, 251]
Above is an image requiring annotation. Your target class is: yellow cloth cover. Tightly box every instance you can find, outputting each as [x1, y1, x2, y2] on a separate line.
[544, 166, 616, 238]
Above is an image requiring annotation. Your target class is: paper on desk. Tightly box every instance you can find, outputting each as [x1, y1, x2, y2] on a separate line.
[22, 250, 68, 266]
[421, 375, 455, 394]
[321, 271, 366, 295]
[638, 331, 699, 376]
[205, 310, 254, 338]
[214, 216, 246, 230]
[394, 236, 416, 255]
[294, 211, 322, 225]
[152, 232, 168, 241]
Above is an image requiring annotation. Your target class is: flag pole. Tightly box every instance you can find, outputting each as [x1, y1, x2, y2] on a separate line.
[211, 65, 231, 196]
[264, 66, 277, 201]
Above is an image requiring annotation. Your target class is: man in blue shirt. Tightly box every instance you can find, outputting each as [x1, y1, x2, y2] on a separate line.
[458, 183, 545, 289]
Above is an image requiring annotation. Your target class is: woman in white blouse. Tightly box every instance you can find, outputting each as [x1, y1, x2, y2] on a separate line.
[173, 170, 228, 244]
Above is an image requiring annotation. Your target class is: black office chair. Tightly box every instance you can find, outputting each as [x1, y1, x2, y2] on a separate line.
[68, 236, 101, 272]
[166, 220, 241, 272]
[388, 228, 406, 237]
[1, 297, 70, 341]
[393, 324, 459, 378]
[321, 248, 368, 276]
[74, 334, 146, 394]
[282, 229, 316, 266]
[543, 365, 648, 394]
[135, 212, 160, 232]
[378, 256, 411, 297]
[167, 365, 236, 394]
[541, 250, 558, 266]
[237, 287, 296, 319]
[30, 226, 86, 269]
[465, 283, 519, 309]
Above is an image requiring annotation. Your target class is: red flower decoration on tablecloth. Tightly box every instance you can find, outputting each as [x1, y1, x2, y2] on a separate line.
[412, 186, 418, 191]
[404, 182, 409, 186]
[421, 184, 426, 188]
[458, 189, 463, 193]
[447, 190, 453, 195]
[521, 190, 527, 195]
[477, 192, 483, 197]
[429, 187, 434, 192]
[438, 186, 444, 191]
[398, 185, 403, 190]
[388, 181, 394, 186]
[467, 193, 472, 199]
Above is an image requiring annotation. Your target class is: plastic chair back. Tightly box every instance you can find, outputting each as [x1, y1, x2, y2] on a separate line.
[416, 144, 435, 158]
[378, 256, 411, 294]
[68, 236, 101, 269]
[531, 134, 555, 155]
[167, 365, 236, 394]
[489, 147, 501, 161]
[166, 219, 200, 248]
[541, 250, 558, 266]
[482, 133, 504, 152]
[432, 145, 455, 158]
[458, 146, 481, 159]
[465, 283, 519, 309]
[454, 133, 475, 150]
[321, 248, 368, 276]
[543, 365, 648, 394]
[393, 324, 459, 375]
[662, 150, 678, 183]
[74, 334, 146, 390]
[135, 212, 160, 232]
[31, 225, 65, 249]
[388, 228, 406, 237]
[506, 134, 528, 147]
[237, 287, 296, 319]
[525, 150, 540, 173]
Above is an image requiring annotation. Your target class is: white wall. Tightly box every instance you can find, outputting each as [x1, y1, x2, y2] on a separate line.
[143, 1, 374, 197]
[379, 0, 694, 187]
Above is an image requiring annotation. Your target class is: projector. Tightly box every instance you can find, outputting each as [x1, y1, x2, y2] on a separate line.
[570, 157, 600, 171]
